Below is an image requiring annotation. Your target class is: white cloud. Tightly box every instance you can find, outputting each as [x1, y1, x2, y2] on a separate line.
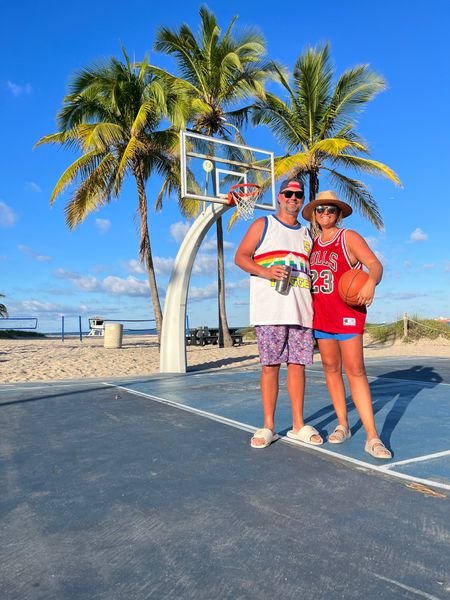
[18, 244, 51, 262]
[189, 282, 217, 301]
[13, 299, 64, 314]
[0, 201, 18, 227]
[170, 221, 190, 243]
[404, 261, 412, 269]
[6, 81, 32, 96]
[124, 259, 146, 275]
[103, 275, 148, 296]
[154, 256, 175, 275]
[201, 237, 234, 252]
[95, 218, 111, 233]
[25, 181, 42, 193]
[192, 253, 216, 275]
[54, 268, 149, 297]
[410, 228, 428, 242]
[444, 261, 450, 273]
[422, 264, 435, 270]
[54, 268, 100, 291]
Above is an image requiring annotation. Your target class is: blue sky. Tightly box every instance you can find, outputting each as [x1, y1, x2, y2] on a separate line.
[1, 0, 449, 332]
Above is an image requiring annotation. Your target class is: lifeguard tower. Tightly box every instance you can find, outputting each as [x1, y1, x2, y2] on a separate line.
[87, 317, 105, 336]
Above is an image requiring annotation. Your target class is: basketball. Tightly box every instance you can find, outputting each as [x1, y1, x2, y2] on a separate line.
[338, 269, 369, 306]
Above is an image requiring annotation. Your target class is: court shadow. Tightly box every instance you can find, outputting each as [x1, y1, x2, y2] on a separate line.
[188, 354, 259, 372]
[306, 365, 443, 449]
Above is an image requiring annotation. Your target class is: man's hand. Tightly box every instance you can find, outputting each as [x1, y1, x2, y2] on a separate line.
[265, 265, 290, 281]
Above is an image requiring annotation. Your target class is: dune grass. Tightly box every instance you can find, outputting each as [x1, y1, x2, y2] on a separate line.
[366, 316, 450, 344]
[241, 317, 449, 345]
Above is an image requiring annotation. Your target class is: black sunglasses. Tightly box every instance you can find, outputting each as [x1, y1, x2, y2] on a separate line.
[282, 190, 304, 199]
[315, 205, 339, 215]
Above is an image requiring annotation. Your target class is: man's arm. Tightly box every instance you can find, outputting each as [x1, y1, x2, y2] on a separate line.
[234, 218, 289, 281]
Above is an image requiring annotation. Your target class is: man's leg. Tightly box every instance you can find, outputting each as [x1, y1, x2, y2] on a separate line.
[250, 365, 280, 447]
[287, 362, 305, 431]
[251, 325, 285, 447]
[286, 326, 321, 443]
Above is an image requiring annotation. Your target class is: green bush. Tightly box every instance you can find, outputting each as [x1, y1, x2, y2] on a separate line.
[0, 330, 46, 339]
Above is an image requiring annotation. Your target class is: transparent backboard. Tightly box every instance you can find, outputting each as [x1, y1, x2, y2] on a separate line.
[180, 131, 276, 211]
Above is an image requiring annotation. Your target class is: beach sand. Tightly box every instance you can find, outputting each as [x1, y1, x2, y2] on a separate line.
[1, 334, 448, 384]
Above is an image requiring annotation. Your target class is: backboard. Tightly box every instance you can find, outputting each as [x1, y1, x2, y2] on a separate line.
[180, 130, 276, 211]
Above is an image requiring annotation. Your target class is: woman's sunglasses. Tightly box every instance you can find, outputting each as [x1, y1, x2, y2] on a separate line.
[282, 191, 304, 199]
[315, 205, 339, 215]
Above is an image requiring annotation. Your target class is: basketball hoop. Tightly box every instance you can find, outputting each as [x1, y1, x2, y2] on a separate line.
[227, 183, 261, 221]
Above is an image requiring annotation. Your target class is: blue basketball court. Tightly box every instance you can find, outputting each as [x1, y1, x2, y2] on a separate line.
[1, 355, 449, 598]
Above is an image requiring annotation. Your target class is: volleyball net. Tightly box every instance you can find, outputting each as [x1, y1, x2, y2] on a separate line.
[0, 317, 38, 330]
[88, 318, 156, 335]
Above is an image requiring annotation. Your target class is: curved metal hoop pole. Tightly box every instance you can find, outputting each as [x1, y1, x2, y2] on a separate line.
[160, 202, 231, 373]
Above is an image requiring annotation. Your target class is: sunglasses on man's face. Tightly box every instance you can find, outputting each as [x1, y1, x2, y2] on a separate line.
[315, 205, 339, 215]
[282, 190, 304, 199]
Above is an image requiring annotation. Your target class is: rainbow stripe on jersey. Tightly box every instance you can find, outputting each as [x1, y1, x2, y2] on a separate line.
[253, 250, 310, 276]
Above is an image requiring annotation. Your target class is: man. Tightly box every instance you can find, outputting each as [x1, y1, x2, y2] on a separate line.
[235, 178, 322, 448]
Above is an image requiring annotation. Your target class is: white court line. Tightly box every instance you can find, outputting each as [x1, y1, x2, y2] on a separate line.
[372, 573, 442, 600]
[380, 449, 450, 469]
[107, 382, 450, 493]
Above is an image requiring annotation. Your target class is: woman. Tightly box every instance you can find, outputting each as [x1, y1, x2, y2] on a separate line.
[302, 190, 391, 459]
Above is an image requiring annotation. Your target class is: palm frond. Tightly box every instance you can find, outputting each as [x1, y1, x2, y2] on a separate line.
[65, 154, 116, 228]
[274, 152, 310, 179]
[331, 155, 402, 185]
[49, 150, 106, 204]
[310, 137, 368, 158]
[323, 168, 384, 230]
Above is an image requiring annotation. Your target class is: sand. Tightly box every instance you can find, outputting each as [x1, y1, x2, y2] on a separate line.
[1, 333, 448, 385]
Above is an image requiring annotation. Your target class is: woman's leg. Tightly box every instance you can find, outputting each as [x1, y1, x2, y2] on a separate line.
[340, 336, 391, 457]
[317, 339, 349, 431]
[339, 335, 378, 439]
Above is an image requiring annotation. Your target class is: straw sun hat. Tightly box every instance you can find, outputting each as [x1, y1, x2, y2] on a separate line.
[301, 190, 352, 221]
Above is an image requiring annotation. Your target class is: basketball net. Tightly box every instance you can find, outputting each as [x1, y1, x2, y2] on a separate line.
[227, 183, 261, 221]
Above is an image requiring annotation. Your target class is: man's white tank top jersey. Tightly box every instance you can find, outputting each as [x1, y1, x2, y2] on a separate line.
[249, 215, 313, 327]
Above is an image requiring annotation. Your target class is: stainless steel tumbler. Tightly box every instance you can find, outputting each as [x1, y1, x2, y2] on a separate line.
[275, 265, 292, 294]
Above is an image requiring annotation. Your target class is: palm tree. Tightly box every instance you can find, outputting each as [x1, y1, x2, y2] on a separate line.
[35, 50, 189, 343]
[154, 6, 274, 346]
[0, 294, 7, 318]
[252, 44, 401, 229]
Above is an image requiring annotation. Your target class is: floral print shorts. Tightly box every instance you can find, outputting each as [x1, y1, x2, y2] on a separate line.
[255, 325, 314, 366]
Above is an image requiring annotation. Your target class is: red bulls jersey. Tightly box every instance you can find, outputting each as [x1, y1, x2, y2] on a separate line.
[310, 229, 366, 334]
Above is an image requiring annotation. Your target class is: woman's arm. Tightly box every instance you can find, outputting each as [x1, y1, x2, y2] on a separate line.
[345, 230, 383, 306]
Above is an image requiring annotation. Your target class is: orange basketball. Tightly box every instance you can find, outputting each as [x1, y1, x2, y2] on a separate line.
[338, 269, 369, 306]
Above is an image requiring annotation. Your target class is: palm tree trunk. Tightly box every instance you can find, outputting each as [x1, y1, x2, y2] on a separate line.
[309, 170, 319, 202]
[216, 217, 232, 348]
[133, 165, 163, 345]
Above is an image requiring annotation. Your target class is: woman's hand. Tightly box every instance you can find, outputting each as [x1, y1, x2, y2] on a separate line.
[357, 280, 376, 306]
